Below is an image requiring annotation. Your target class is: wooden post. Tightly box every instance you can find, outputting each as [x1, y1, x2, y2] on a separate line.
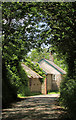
[41, 76, 47, 95]
[45, 75, 47, 94]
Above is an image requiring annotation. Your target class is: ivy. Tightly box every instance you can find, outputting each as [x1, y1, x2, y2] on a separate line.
[24, 59, 46, 83]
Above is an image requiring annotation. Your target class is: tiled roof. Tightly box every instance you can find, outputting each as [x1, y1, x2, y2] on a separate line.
[39, 59, 66, 75]
[21, 63, 43, 78]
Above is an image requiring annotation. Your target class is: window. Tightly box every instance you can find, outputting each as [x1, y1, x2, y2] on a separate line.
[52, 74, 56, 81]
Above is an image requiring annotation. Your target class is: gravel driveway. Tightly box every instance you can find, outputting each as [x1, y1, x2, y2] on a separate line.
[2, 94, 66, 120]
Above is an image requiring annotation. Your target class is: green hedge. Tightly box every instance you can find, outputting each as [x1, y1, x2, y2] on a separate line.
[2, 62, 30, 108]
[60, 78, 76, 120]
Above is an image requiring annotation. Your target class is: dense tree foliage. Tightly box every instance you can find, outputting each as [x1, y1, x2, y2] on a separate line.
[28, 48, 49, 62]
[36, 2, 76, 79]
[2, 2, 39, 107]
[2, 2, 48, 106]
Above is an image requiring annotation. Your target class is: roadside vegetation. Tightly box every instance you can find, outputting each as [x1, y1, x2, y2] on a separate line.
[48, 90, 60, 95]
[18, 92, 42, 98]
[23, 58, 46, 83]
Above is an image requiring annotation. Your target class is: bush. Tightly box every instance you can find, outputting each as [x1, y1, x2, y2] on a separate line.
[60, 78, 76, 120]
[2, 62, 30, 108]
[24, 59, 46, 83]
[18, 86, 31, 96]
[2, 78, 17, 108]
[2, 63, 17, 108]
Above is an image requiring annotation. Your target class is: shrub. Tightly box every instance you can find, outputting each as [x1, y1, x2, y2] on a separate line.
[60, 78, 76, 120]
[2, 65, 17, 108]
[24, 59, 46, 83]
[2, 62, 30, 108]
[18, 86, 31, 96]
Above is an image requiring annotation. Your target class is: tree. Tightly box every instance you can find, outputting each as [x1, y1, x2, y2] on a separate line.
[37, 3, 76, 119]
[28, 48, 49, 62]
[3, 2, 76, 78]
[2, 2, 51, 106]
[35, 2, 76, 79]
[2, 2, 40, 106]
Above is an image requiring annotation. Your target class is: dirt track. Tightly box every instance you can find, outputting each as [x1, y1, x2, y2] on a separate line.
[2, 94, 66, 120]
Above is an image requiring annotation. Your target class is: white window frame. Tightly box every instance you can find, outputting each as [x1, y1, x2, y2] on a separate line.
[52, 74, 56, 81]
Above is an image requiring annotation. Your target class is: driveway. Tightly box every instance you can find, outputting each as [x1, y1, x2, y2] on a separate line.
[2, 94, 65, 120]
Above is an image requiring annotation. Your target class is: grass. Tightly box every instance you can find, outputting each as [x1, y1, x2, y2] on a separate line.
[17, 94, 26, 98]
[48, 90, 60, 94]
[17, 92, 42, 98]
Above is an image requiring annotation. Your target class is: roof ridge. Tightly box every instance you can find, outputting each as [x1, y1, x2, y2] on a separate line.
[39, 59, 66, 75]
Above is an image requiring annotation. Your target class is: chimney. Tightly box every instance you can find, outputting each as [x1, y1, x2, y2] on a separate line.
[49, 51, 54, 62]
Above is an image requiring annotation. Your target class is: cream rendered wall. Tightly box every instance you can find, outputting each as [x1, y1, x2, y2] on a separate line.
[52, 74, 62, 90]
[46, 74, 52, 91]
[41, 78, 47, 95]
[29, 78, 42, 93]
[46, 74, 62, 91]
[56, 74, 62, 89]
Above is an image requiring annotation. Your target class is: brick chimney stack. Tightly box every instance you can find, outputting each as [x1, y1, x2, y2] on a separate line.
[49, 51, 54, 62]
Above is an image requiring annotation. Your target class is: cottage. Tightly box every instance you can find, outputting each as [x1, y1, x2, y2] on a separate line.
[21, 63, 43, 93]
[39, 58, 66, 92]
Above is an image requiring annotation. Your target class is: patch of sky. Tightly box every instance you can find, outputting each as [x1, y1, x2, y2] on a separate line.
[27, 43, 51, 56]
[3, 19, 7, 25]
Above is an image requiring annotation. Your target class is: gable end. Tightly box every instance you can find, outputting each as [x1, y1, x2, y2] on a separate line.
[39, 59, 64, 75]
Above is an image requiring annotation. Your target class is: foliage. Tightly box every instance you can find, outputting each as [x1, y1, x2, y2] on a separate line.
[18, 92, 42, 98]
[2, 2, 76, 77]
[2, 62, 17, 108]
[53, 53, 67, 72]
[28, 48, 67, 71]
[2, 60, 30, 106]
[15, 63, 29, 95]
[60, 78, 76, 120]
[24, 58, 45, 83]
[47, 3, 76, 78]
[28, 48, 50, 62]
[33, 3, 76, 119]
[35, 3, 76, 119]
[2, 2, 42, 106]
[48, 91, 60, 95]
[2, 2, 76, 115]
[18, 86, 31, 96]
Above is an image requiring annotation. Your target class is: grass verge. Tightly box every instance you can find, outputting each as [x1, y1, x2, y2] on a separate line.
[48, 90, 60, 94]
[17, 92, 42, 98]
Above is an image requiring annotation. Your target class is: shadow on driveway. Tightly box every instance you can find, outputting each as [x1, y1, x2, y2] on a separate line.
[2, 95, 66, 120]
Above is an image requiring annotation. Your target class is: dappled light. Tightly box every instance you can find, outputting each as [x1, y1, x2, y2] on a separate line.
[2, 95, 66, 120]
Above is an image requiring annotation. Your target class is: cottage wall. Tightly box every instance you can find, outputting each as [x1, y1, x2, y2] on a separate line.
[46, 74, 62, 91]
[41, 78, 47, 95]
[29, 78, 41, 93]
[39, 59, 66, 92]
[46, 74, 52, 91]
[52, 74, 62, 90]
[56, 74, 62, 88]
